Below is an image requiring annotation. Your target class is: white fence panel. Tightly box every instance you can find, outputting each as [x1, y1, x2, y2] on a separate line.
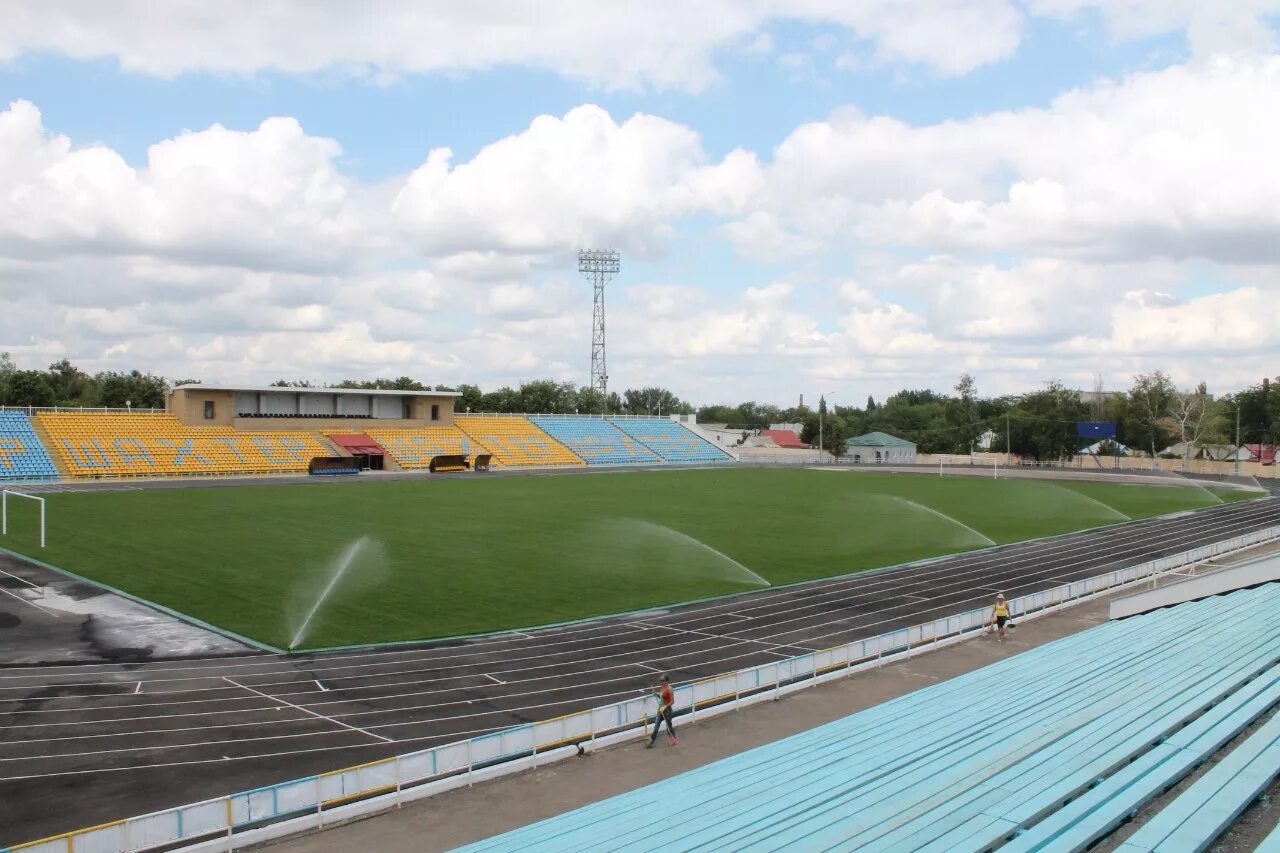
[436, 742, 470, 774]
[736, 666, 762, 693]
[125, 812, 179, 848]
[399, 750, 435, 784]
[469, 732, 505, 765]
[356, 761, 398, 794]
[177, 800, 228, 838]
[276, 779, 320, 815]
[76, 826, 129, 853]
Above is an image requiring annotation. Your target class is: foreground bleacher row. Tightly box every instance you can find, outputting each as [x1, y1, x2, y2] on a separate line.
[0, 412, 731, 480]
[462, 583, 1280, 852]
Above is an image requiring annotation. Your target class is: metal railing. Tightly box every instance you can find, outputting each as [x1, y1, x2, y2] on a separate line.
[6, 525, 1280, 853]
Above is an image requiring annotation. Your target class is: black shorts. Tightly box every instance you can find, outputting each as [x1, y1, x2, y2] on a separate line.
[996, 616, 1008, 628]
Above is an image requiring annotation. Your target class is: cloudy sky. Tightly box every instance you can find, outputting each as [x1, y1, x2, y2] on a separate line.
[1, 1, 1277, 405]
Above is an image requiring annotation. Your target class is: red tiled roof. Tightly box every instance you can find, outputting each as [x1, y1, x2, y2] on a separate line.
[761, 429, 812, 449]
[1244, 444, 1277, 464]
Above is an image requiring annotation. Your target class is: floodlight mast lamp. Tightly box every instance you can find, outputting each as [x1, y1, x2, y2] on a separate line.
[579, 249, 619, 405]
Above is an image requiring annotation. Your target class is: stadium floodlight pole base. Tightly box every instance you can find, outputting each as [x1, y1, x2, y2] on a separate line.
[1, 490, 45, 548]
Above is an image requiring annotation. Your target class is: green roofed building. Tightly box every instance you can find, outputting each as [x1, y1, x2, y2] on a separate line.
[845, 431, 917, 465]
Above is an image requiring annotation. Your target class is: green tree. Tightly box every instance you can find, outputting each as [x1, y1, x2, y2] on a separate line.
[517, 379, 577, 414]
[454, 383, 483, 413]
[574, 386, 608, 415]
[96, 371, 168, 408]
[46, 359, 92, 405]
[478, 386, 520, 413]
[3, 370, 55, 407]
[1126, 371, 1177, 458]
[621, 387, 689, 416]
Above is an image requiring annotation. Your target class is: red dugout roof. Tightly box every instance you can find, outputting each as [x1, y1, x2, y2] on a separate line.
[328, 434, 386, 456]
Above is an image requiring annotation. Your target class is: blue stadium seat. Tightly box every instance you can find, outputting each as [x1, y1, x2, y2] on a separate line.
[457, 583, 1280, 852]
[608, 417, 732, 463]
[0, 411, 59, 481]
[527, 416, 659, 465]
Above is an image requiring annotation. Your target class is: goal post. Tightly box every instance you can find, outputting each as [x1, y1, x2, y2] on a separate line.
[1, 490, 45, 548]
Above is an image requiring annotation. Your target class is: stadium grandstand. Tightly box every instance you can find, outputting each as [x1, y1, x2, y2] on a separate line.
[462, 583, 1280, 852]
[0, 410, 59, 481]
[528, 415, 660, 464]
[0, 384, 738, 481]
[609, 416, 733, 462]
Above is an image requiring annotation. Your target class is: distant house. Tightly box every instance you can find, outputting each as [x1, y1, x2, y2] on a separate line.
[1243, 444, 1278, 465]
[845, 431, 917, 464]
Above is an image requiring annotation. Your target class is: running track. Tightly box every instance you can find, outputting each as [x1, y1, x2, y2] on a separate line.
[1, 494, 1278, 843]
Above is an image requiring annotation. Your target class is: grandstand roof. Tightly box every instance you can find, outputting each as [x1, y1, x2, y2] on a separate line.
[845, 430, 915, 448]
[172, 384, 459, 397]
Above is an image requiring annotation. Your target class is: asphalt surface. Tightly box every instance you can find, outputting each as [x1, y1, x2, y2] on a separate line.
[1, 493, 1279, 845]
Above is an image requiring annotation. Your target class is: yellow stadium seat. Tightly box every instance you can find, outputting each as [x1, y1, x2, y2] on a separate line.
[35, 412, 333, 479]
[454, 416, 583, 467]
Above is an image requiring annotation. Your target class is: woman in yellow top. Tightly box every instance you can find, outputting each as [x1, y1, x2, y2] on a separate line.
[991, 593, 1011, 642]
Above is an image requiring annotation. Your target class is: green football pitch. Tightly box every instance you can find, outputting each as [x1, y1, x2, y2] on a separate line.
[0, 469, 1257, 650]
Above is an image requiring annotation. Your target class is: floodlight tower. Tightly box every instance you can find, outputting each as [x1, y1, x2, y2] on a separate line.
[578, 249, 620, 402]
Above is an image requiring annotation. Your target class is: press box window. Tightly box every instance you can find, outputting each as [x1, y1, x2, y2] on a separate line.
[431, 404, 440, 421]
[203, 400, 215, 419]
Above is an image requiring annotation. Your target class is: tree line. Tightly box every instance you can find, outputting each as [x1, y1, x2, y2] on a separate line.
[3, 353, 1275, 461]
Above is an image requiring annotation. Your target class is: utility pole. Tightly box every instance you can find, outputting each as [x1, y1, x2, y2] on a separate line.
[1005, 411, 1011, 467]
[1235, 404, 1241, 476]
[819, 391, 835, 463]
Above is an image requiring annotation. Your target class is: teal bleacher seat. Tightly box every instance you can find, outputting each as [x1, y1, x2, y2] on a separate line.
[456, 583, 1280, 852]
[608, 417, 731, 463]
[0, 411, 58, 481]
[527, 416, 659, 465]
[1115, 696, 1280, 851]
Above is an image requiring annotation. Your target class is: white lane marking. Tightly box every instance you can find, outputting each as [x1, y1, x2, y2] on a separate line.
[0, 585, 59, 618]
[134, 682, 142, 695]
[221, 676, 393, 744]
[314, 680, 328, 692]
[510, 631, 534, 639]
[632, 663, 663, 673]
[483, 674, 506, 685]
[725, 613, 751, 620]
[626, 621, 816, 654]
[903, 594, 932, 601]
[0, 567, 39, 588]
[760, 647, 794, 659]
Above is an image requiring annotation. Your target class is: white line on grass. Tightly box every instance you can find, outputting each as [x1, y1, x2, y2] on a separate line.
[0, 586, 59, 618]
[221, 676, 393, 744]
